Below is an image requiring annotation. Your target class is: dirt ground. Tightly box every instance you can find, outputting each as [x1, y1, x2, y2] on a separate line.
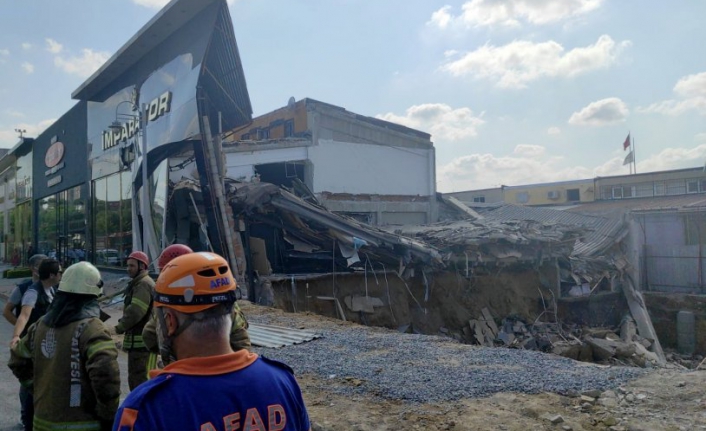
[242, 302, 706, 431]
[299, 370, 705, 431]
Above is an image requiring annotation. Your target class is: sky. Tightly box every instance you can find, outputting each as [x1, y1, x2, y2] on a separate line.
[0, 0, 704, 192]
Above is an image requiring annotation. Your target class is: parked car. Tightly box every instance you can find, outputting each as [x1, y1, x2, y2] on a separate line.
[96, 249, 120, 266]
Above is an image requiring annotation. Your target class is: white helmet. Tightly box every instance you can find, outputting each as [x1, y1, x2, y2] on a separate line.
[58, 262, 104, 297]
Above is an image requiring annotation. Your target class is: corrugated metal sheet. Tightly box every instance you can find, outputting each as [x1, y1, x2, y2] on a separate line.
[474, 203, 625, 258]
[478, 203, 600, 227]
[248, 323, 322, 348]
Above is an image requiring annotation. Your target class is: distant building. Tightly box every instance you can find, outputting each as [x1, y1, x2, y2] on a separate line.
[223, 98, 438, 225]
[503, 179, 595, 206]
[444, 187, 503, 204]
[447, 166, 706, 207]
[595, 167, 706, 200]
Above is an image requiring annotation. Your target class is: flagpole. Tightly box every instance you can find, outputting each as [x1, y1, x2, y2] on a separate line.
[632, 135, 637, 174]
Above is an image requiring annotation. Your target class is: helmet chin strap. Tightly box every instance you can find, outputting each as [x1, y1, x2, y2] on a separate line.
[156, 304, 233, 364]
[156, 308, 196, 365]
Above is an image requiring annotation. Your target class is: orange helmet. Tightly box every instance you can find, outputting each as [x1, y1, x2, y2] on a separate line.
[154, 252, 237, 313]
[157, 244, 193, 270]
[127, 251, 149, 268]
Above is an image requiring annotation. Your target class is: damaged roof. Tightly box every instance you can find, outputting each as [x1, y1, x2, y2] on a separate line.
[469, 203, 626, 259]
[388, 217, 582, 265]
[227, 181, 443, 269]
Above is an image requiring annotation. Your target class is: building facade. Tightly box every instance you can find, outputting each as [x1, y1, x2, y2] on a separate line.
[0, 0, 437, 271]
[449, 167, 706, 207]
[224, 98, 438, 225]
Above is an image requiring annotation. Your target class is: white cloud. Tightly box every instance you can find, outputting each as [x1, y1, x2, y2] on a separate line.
[568, 97, 628, 126]
[438, 146, 591, 190]
[638, 72, 706, 117]
[637, 144, 706, 173]
[696, 133, 706, 143]
[513, 144, 545, 157]
[45, 38, 63, 54]
[0, 119, 56, 148]
[430, 5, 454, 29]
[0, 48, 10, 56]
[54, 49, 110, 78]
[21, 42, 32, 50]
[3, 110, 25, 118]
[21, 62, 34, 74]
[674, 72, 706, 98]
[430, 0, 604, 29]
[442, 35, 630, 88]
[377, 103, 485, 141]
[547, 126, 561, 135]
[437, 143, 706, 191]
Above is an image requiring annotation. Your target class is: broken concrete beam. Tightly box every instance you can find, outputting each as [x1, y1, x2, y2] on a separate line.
[480, 320, 496, 346]
[584, 337, 636, 361]
[552, 341, 581, 360]
[469, 320, 485, 345]
[622, 276, 666, 365]
[633, 342, 660, 364]
[578, 343, 593, 362]
[498, 331, 515, 346]
[620, 316, 637, 343]
[481, 308, 499, 336]
[584, 336, 616, 361]
[343, 295, 384, 314]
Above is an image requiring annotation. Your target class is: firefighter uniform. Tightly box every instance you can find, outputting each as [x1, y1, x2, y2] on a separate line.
[115, 271, 154, 390]
[9, 262, 121, 431]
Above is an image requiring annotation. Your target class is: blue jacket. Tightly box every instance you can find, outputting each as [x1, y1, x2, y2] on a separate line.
[113, 350, 310, 431]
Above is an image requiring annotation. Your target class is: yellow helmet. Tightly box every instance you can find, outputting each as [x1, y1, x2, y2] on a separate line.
[58, 262, 103, 297]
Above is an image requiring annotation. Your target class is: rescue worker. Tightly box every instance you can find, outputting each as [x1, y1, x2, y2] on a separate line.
[114, 251, 154, 390]
[9, 258, 62, 431]
[113, 252, 311, 430]
[142, 243, 251, 365]
[2, 253, 46, 430]
[9, 262, 121, 431]
[2, 254, 47, 326]
[10, 258, 62, 347]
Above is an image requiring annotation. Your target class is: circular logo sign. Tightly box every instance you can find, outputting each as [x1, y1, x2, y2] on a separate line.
[45, 142, 65, 168]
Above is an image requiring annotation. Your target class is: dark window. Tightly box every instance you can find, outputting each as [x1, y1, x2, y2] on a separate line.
[473, 196, 485, 203]
[566, 189, 580, 201]
[284, 120, 294, 137]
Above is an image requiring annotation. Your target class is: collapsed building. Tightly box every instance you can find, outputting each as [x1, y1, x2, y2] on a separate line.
[166, 176, 671, 366]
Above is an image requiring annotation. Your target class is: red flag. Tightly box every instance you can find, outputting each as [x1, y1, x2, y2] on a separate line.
[623, 133, 630, 151]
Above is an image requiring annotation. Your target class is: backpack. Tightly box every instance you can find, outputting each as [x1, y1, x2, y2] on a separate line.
[13, 279, 34, 318]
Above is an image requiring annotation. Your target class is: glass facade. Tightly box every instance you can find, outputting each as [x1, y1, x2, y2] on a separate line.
[6, 151, 35, 265]
[37, 185, 86, 266]
[92, 171, 132, 267]
[8, 202, 32, 266]
[151, 159, 168, 249]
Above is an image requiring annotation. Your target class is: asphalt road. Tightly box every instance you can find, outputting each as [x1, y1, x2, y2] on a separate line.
[1, 298, 24, 430]
[0, 297, 130, 430]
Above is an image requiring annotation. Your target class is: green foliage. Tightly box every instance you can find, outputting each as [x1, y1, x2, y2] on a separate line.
[5, 268, 32, 279]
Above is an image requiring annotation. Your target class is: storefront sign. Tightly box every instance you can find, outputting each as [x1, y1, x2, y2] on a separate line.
[48, 175, 63, 188]
[102, 91, 172, 151]
[45, 161, 65, 177]
[45, 141, 65, 168]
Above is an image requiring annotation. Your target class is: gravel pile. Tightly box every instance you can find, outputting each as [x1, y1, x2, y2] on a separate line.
[249, 313, 646, 404]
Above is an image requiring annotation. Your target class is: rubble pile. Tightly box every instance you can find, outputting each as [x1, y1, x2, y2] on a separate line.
[463, 311, 663, 368]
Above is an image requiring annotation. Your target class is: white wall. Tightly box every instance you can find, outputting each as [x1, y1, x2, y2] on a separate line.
[309, 139, 433, 195]
[224, 146, 309, 181]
